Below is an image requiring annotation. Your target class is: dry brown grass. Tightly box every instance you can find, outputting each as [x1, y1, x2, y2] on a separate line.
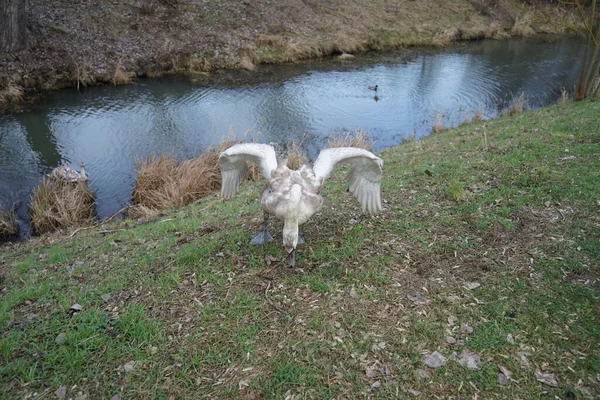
[472, 106, 485, 123]
[558, 88, 570, 104]
[112, 63, 134, 85]
[502, 92, 527, 116]
[29, 179, 95, 235]
[511, 15, 535, 37]
[0, 206, 18, 240]
[326, 128, 373, 151]
[129, 139, 260, 218]
[285, 142, 307, 170]
[431, 112, 446, 134]
[239, 56, 256, 71]
[0, 83, 24, 104]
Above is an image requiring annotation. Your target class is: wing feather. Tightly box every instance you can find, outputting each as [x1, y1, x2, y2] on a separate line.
[312, 147, 383, 214]
[219, 143, 278, 199]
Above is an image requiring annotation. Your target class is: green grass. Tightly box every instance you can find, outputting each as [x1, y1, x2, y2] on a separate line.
[1, 100, 600, 398]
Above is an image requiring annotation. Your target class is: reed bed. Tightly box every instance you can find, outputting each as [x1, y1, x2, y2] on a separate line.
[0, 206, 19, 240]
[29, 180, 95, 235]
[326, 128, 373, 151]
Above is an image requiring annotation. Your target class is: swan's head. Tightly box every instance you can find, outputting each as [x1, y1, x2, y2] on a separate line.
[282, 222, 299, 254]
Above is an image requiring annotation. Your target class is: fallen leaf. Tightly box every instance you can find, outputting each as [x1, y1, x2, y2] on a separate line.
[498, 373, 510, 385]
[407, 389, 421, 396]
[498, 365, 512, 379]
[423, 351, 446, 368]
[264, 255, 277, 265]
[371, 342, 387, 352]
[55, 386, 67, 399]
[457, 348, 482, 370]
[507, 333, 515, 344]
[101, 294, 111, 302]
[535, 370, 558, 387]
[445, 336, 457, 345]
[110, 395, 122, 400]
[407, 293, 429, 305]
[349, 287, 358, 298]
[239, 378, 251, 390]
[447, 315, 457, 326]
[460, 323, 474, 334]
[463, 282, 481, 290]
[516, 351, 532, 369]
[368, 381, 381, 394]
[70, 304, 83, 312]
[123, 361, 136, 373]
[415, 368, 431, 379]
[55, 333, 68, 345]
[576, 382, 593, 397]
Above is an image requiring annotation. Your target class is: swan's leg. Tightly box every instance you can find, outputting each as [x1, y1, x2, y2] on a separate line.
[288, 249, 296, 267]
[250, 213, 273, 245]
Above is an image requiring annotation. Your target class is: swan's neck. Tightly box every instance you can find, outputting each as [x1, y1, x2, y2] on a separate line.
[283, 184, 303, 253]
[79, 165, 87, 180]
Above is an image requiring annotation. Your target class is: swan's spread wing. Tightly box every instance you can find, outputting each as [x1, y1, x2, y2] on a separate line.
[219, 143, 278, 199]
[313, 147, 383, 214]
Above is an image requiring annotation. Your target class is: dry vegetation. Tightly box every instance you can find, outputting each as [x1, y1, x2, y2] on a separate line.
[0, 206, 18, 240]
[0, 83, 23, 104]
[502, 92, 527, 116]
[28, 179, 95, 235]
[1, 0, 579, 109]
[285, 142, 307, 170]
[326, 128, 373, 151]
[431, 112, 447, 134]
[129, 139, 259, 218]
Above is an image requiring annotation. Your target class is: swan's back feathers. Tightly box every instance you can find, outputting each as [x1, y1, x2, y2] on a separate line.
[219, 143, 278, 199]
[313, 147, 383, 214]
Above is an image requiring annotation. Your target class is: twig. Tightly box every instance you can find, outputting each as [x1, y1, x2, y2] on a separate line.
[264, 281, 285, 314]
[69, 206, 128, 238]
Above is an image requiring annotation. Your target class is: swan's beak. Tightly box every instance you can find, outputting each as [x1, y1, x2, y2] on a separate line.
[287, 249, 296, 268]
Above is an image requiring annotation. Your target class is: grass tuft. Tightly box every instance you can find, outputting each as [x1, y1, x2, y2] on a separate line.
[28, 179, 95, 235]
[129, 139, 260, 218]
[326, 128, 373, 150]
[286, 142, 307, 170]
[472, 106, 485, 123]
[112, 63, 134, 85]
[444, 180, 466, 202]
[502, 92, 527, 116]
[0, 206, 19, 240]
[431, 112, 446, 134]
[0, 83, 23, 104]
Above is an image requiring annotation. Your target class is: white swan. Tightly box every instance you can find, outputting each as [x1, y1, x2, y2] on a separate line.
[49, 162, 87, 183]
[219, 143, 383, 266]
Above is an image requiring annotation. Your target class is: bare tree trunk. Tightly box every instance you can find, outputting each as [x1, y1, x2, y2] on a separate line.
[0, 0, 27, 53]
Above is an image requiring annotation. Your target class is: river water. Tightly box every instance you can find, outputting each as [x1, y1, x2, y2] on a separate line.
[0, 36, 583, 233]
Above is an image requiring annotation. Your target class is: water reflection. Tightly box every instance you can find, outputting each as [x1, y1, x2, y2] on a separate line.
[0, 36, 583, 224]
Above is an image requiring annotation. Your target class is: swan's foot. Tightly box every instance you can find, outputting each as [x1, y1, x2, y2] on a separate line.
[250, 229, 273, 245]
[288, 249, 296, 268]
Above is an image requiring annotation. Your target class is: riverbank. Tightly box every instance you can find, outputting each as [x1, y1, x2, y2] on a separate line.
[1, 100, 599, 398]
[0, 0, 579, 111]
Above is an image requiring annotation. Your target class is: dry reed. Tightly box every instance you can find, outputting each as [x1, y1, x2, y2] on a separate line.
[29, 179, 95, 235]
[558, 88, 570, 104]
[326, 128, 373, 151]
[112, 63, 134, 85]
[0, 206, 18, 240]
[286, 142, 307, 170]
[431, 112, 446, 134]
[0, 83, 24, 104]
[502, 92, 527, 116]
[472, 106, 484, 123]
[129, 139, 260, 218]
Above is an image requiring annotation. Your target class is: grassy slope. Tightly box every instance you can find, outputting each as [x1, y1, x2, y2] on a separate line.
[1, 101, 599, 399]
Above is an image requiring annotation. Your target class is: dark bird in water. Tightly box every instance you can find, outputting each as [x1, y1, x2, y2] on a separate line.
[373, 95, 379, 102]
[368, 85, 378, 91]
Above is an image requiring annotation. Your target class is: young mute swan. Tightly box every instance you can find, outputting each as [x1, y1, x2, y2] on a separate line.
[49, 161, 87, 183]
[219, 143, 383, 266]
